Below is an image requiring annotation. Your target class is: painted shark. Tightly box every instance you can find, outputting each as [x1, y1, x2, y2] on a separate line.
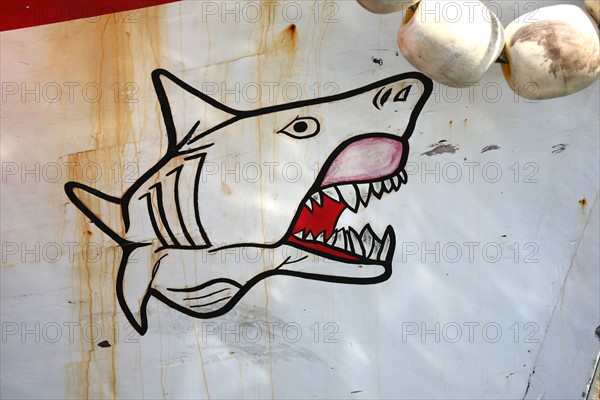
[65, 68, 433, 335]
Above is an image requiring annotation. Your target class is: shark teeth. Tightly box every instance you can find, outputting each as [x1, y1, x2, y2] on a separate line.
[315, 232, 326, 243]
[399, 169, 408, 184]
[347, 227, 363, 254]
[372, 181, 383, 197]
[357, 183, 370, 206]
[303, 167, 407, 213]
[304, 198, 313, 211]
[338, 225, 392, 261]
[293, 168, 402, 261]
[322, 187, 340, 202]
[337, 184, 359, 212]
[293, 225, 392, 262]
[384, 178, 393, 192]
[311, 192, 322, 206]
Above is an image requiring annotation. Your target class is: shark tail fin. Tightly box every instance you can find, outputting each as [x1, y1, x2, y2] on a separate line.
[116, 244, 161, 336]
[64, 181, 125, 243]
[65, 181, 157, 335]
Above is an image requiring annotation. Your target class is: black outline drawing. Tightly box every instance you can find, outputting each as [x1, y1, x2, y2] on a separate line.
[65, 68, 433, 335]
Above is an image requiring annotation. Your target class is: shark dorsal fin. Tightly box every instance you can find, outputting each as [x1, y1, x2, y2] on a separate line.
[152, 69, 239, 152]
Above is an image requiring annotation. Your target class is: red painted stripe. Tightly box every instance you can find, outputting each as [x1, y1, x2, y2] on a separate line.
[1, 0, 180, 32]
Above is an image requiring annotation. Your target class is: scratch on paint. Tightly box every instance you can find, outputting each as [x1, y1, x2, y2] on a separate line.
[522, 192, 599, 399]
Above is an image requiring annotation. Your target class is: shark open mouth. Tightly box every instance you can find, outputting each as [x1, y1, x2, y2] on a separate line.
[286, 134, 407, 264]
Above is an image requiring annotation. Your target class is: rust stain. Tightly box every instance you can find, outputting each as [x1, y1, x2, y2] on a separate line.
[501, 61, 512, 83]
[579, 197, 587, 210]
[52, 5, 165, 399]
[288, 23, 297, 35]
[205, 24, 297, 71]
[398, 6, 416, 50]
[221, 182, 232, 196]
[255, 7, 292, 399]
[449, 120, 453, 127]
[403, 4, 416, 24]
[510, 21, 599, 77]
[63, 150, 95, 400]
[194, 328, 212, 399]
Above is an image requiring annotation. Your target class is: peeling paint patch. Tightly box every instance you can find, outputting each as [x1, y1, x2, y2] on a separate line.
[97, 340, 111, 348]
[422, 142, 459, 156]
[481, 145, 500, 153]
[372, 57, 383, 66]
[552, 143, 568, 154]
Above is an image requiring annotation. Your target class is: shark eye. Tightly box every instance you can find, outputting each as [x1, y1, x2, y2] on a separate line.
[278, 116, 320, 139]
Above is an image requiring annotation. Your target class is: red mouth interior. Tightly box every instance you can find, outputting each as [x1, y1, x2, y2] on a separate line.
[287, 195, 359, 261]
[285, 135, 404, 262]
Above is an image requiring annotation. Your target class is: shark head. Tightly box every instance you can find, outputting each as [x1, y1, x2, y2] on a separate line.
[65, 69, 432, 334]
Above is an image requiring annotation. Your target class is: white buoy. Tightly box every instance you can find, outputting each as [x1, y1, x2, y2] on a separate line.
[397, 0, 504, 87]
[502, 5, 600, 100]
[356, 0, 419, 14]
[586, 0, 600, 25]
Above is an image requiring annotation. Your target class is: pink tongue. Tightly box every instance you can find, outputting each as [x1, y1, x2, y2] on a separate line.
[322, 137, 403, 186]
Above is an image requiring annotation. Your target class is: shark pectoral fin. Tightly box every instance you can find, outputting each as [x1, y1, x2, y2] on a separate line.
[64, 181, 124, 243]
[152, 69, 239, 152]
[116, 244, 163, 335]
[153, 279, 244, 319]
